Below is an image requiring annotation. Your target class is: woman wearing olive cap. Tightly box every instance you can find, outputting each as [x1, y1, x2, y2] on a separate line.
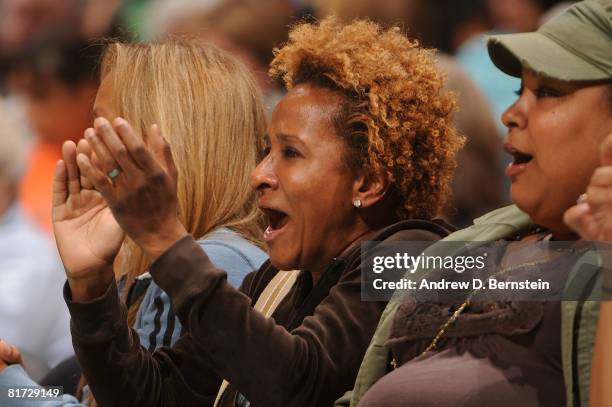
[345, 1, 612, 406]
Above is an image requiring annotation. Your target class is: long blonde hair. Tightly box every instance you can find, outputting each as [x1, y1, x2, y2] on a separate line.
[80, 38, 267, 407]
[101, 39, 267, 288]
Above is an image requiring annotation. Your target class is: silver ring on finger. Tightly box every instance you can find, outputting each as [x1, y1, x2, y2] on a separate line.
[107, 167, 122, 180]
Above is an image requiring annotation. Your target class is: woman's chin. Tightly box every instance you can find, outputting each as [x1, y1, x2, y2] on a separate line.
[510, 184, 542, 216]
[513, 198, 571, 235]
[269, 254, 300, 272]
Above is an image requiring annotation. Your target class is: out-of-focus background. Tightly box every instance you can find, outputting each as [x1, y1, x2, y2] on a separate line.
[0, 0, 574, 385]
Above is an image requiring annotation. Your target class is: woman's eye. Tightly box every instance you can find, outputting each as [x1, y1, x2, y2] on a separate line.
[283, 147, 300, 158]
[534, 87, 561, 98]
[514, 85, 524, 96]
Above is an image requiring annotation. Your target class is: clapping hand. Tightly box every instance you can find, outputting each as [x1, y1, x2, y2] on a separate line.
[52, 138, 124, 300]
[77, 118, 187, 262]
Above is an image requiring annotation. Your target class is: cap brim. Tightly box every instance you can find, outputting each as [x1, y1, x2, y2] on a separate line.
[487, 32, 609, 82]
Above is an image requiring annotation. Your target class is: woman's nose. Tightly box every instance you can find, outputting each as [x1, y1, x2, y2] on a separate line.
[502, 93, 528, 131]
[249, 155, 279, 191]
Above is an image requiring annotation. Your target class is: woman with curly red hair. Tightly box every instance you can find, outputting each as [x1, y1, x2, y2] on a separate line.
[51, 18, 463, 406]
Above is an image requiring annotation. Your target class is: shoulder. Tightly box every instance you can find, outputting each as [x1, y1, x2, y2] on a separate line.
[472, 204, 531, 226]
[198, 228, 267, 268]
[442, 205, 534, 242]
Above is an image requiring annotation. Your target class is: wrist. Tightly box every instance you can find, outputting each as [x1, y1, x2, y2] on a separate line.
[68, 267, 114, 302]
[140, 220, 188, 262]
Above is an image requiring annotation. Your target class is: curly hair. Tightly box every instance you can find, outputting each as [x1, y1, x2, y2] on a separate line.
[270, 17, 464, 219]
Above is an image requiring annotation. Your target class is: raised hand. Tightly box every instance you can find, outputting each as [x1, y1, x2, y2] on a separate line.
[77, 117, 187, 262]
[565, 133, 612, 241]
[52, 138, 124, 299]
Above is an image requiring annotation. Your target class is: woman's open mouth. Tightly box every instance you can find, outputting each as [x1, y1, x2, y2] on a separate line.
[504, 144, 533, 178]
[261, 207, 290, 242]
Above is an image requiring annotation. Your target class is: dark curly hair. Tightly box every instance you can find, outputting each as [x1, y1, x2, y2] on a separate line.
[270, 17, 464, 219]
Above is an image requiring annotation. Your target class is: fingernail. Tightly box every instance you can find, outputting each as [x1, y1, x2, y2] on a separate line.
[576, 202, 591, 212]
[114, 117, 126, 128]
[94, 117, 109, 129]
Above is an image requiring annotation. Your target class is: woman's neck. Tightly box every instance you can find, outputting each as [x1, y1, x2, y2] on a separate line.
[309, 225, 379, 285]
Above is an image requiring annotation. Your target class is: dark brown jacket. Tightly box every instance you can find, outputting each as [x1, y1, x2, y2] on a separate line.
[65, 220, 451, 407]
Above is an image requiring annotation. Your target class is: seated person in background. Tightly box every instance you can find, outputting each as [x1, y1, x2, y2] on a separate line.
[55, 17, 462, 406]
[0, 99, 71, 377]
[0, 39, 268, 406]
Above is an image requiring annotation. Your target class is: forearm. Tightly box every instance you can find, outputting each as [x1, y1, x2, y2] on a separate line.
[65, 281, 218, 407]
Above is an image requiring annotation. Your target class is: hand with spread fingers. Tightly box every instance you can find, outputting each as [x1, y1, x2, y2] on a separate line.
[0, 340, 23, 373]
[52, 137, 124, 300]
[565, 133, 612, 241]
[77, 117, 188, 262]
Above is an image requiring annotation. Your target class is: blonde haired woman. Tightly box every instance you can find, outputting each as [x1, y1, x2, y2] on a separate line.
[0, 39, 268, 406]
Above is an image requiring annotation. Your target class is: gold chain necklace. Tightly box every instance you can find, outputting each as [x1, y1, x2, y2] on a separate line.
[390, 240, 586, 369]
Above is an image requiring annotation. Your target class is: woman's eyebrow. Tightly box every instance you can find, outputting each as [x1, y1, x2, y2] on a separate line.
[277, 133, 302, 144]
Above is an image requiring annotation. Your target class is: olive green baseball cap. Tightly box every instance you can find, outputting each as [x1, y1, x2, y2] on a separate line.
[487, 0, 612, 81]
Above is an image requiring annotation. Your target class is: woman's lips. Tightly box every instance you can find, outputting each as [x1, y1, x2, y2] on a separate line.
[503, 143, 533, 179]
[505, 160, 530, 178]
[261, 207, 290, 243]
[263, 221, 288, 242]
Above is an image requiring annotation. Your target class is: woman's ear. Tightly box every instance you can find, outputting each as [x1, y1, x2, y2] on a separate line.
[351, 170, 390, 209]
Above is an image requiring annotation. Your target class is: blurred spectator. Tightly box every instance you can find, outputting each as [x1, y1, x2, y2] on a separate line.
[5, 35, 107, 232]
[0, 0, 84, 58]
[147, 0, 294, 111]
[455, 35, 520, 134]
[486, 0, 572, 32]
[0, 0, 123, 58]
[436, 55, 506, 227]
[80, 0, 122, 39]
[0, 99, 71, 376]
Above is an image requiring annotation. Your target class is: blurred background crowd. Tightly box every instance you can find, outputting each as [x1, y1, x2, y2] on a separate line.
[0, 0, 574, 383]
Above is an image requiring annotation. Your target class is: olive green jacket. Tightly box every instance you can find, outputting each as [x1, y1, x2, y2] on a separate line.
[336, 205, 601, 407]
